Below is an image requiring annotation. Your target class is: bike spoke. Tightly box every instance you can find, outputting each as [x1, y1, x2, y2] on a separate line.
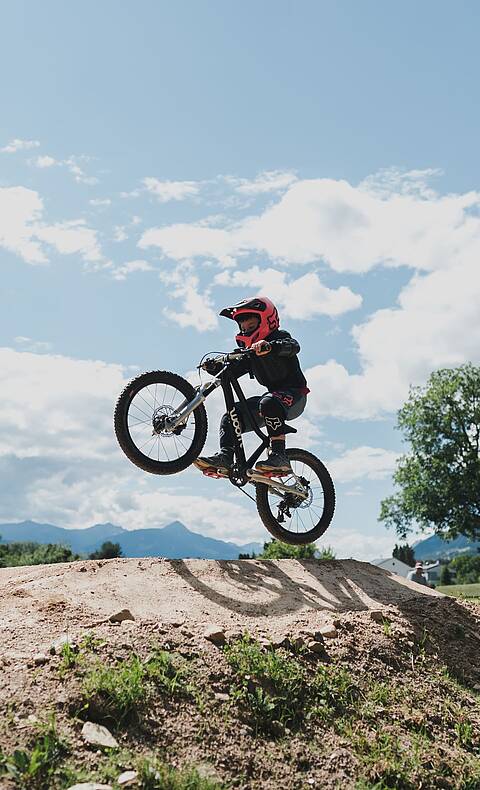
[125, 380, 199, 463]
[138, 433, 157, 454]
[174, 434, 189, 452]
[137, 390, 156, 412]
[129, 402, 153, 421]
[128, 416, 152, 427]
[266, 453, 328, 537]
[158, 434, 170, 461]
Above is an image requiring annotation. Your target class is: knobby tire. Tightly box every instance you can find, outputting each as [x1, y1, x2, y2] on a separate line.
[255, 448, 335, 545]
[114, 370, 208, 475]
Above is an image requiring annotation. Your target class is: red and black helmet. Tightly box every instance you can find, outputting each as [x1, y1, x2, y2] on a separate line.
[220, 296, 280, 349]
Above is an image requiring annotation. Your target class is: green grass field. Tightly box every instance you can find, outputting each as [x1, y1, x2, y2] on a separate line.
[436, 582, 480, 600]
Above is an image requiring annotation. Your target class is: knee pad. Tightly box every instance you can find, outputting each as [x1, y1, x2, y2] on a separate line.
[259, 395, 286, 437]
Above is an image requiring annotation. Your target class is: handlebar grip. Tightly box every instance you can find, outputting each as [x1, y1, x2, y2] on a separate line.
[227, 351, 249, 361]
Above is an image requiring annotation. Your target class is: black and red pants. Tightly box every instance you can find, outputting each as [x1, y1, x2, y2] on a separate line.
[220, 388, 308, 449]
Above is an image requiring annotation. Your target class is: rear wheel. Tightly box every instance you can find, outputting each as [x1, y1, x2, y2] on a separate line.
[255, 448, 335, 545]
[114, 370, 208, 475]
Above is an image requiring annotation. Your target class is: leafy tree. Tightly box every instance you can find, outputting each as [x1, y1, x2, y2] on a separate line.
[89, 541, 123, 560]
[448, 554, 480, 585]
[253, 540, 335, 560]
[0, 537, 79, 567]
[379, 364, 480, 541]
[392, 543, 415, 567]
[439, 564, 453, 585]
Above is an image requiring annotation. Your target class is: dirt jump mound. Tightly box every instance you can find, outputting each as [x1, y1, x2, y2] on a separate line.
[0, 559, 479, 789]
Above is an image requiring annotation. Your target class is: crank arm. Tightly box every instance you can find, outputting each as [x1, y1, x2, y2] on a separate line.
[245, 470, 308, 500]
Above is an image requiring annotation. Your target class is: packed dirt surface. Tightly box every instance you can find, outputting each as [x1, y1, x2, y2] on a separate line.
[0, 558, 440, 656]
[1, 559, 479, 789]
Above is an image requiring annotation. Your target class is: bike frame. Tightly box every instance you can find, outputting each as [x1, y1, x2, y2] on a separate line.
[221, 367, 270, 475]
[164, 353, 308, 498]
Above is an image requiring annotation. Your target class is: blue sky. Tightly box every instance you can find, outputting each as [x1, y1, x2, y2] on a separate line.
[1, 1, 479, 559]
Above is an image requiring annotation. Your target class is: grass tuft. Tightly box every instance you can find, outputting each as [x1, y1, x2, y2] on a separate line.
[0, 715, 67, 789]
[80, 648, 187, 727]
[224, 634, 356, 736]
[137, 756, 222, 789]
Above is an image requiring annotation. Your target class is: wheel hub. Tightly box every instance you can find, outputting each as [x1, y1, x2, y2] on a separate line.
[152, 405, 180, 436]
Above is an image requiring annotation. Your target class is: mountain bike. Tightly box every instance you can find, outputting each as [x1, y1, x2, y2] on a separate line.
[114, 349, 335, 545]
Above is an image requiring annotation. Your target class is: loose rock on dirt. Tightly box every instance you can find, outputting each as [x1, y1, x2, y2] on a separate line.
[81, 721, 119, 749]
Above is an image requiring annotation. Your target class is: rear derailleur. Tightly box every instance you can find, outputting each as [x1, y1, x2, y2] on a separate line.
[277, 494, 297, 523]
[276, 476, 310, 523]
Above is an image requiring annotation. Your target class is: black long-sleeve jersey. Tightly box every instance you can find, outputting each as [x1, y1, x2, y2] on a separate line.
[232, 329, 308, 392]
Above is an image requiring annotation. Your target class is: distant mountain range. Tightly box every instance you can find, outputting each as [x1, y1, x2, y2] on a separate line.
[413, 533, 480, 561]
[0, 520, 263, 560]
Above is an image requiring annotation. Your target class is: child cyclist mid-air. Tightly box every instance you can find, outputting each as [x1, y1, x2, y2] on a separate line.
[194, 296, 310, 477]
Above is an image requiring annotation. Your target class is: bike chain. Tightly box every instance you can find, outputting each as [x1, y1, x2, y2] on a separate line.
[238, 486, 257, 504]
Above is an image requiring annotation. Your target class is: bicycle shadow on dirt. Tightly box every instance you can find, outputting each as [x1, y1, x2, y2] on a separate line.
[169, 558, 404, 619]
[290, 561, 480, 687]
[170, 558, 480, 686]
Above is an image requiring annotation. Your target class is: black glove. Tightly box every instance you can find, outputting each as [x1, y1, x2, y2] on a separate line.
[203, 357, 223, 375]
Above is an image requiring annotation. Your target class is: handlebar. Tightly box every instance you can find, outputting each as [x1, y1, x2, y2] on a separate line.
[225, 349, 254, 361]
[199, 348, 254, 372]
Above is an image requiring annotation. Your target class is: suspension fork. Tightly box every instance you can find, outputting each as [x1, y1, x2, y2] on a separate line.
[164, 379, 221, 430]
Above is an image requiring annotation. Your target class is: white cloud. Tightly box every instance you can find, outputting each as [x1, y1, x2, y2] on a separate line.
[133, 169, 477, 421]
[214, 266, 362, 319]
[306, 245, 480, 420]
[140, 223, 237, 268]
[0, 347, 260, 541]
[139, 171, 480, 276]
[228, 170, 298, 195]
[26, 151, 98, 184]
[359, 167, 442, 200]
[64, 156, 99, 185]
[113, 225, 128, 242]
[0, 186, 105, 266]
[238, 176, 480, 272]
[143, 177, 200, 202]
[107, 488, 260, 542]
[34, 155, 57, 168]
[89, 198, 112, 207]
[305, 361, 381, 420]
[0, 347, 125, 462]
[4, 463, 260, 542]
[0, 187, 47, 263]
[35, 220, 103, 263]
[161, 265, 218, 332]
[287, 414, 323, 449]
[1, 138, 40, 153]
[327, 446, 398, 483]
[14, 336, 52, 353]
[111, 259, 154, 280]
[316, 529, 394, 561]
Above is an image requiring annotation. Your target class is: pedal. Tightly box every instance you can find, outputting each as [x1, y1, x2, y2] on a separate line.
[201, 467, 227, 479]
[255, 469, 290, 478]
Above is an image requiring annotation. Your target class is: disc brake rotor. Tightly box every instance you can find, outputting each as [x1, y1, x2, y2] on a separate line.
[152, 405, 184, 436]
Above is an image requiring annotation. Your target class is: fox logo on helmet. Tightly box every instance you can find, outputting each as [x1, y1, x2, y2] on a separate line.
[267, 311, 279, 330]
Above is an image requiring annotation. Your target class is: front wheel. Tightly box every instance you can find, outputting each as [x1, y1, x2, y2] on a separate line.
[114, 370, 208, 475]
[255, 448, 335, 545]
